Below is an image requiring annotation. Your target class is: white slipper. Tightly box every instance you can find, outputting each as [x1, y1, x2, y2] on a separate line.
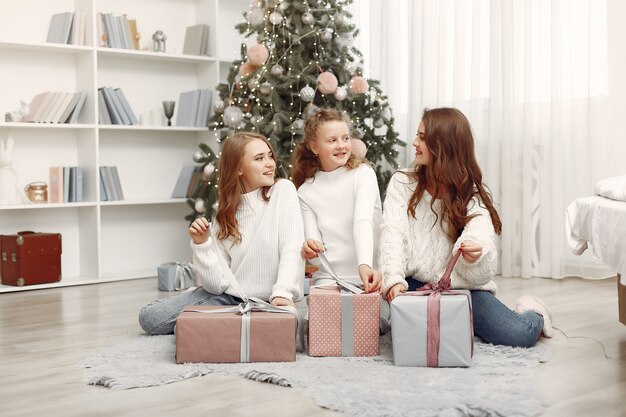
[515, 294, 554, 338]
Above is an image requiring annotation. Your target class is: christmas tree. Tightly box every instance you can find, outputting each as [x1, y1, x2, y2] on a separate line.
[186, 0, 403, 222]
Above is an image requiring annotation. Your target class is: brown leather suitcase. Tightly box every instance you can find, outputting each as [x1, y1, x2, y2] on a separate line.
[0, 231, 62, 286]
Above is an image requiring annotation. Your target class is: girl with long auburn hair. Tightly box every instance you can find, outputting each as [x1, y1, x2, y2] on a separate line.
[291, 108, 390, 333]
[381, 107, 553, 347]
[139, 132, 305, 335]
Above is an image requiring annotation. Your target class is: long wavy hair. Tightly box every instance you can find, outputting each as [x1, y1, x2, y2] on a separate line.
[215, 132, 275, 242]
[406, 107, 502, 241]
[290, 108, 364, 189]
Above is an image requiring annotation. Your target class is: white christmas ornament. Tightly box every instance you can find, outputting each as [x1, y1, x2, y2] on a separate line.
[381, 107, 392, 121]
[260, 82, 272, 95]
[270, 64, 284, 77]
[223, 106, 244, 128]
[334, 13, 346, 27]
[291, 118, 305, 132]
[301, 12, 314, 25]
[299, 86, 315, 102]
[269, 11, 283, 25]
[373, 118, 384, 128]
[193, 150, 206, 162]
[203, 163, 215, 177]
[320, 28, 333, 43]
[247, 7, 265, 26]
[334, 86, 347, 101]
[213, 99, 224, 113]
[194, 199, 206, 214]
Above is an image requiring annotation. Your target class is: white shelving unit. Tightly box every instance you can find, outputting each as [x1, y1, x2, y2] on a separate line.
[0, 0, 247, 292]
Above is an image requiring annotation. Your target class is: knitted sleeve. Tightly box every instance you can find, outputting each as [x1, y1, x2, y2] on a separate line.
[451, 199, 498, 285]
[353, 165, 381, 268]
[379, 173, 412, 294]
[270, 180, 306, 302]
[189, 229, 232, 296]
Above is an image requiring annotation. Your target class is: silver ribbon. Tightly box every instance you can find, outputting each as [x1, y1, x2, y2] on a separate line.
[182, 297, 304, 362]
[172, 261, 195, 291]
[314, 252, 366, 356]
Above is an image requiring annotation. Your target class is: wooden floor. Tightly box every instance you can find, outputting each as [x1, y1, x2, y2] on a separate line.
[1, 275, 625, 417]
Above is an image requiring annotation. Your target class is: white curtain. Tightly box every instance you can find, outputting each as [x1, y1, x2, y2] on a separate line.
[350, 0, 618, 279]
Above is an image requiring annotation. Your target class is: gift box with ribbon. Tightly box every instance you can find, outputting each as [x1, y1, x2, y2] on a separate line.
[307, 253, 380, 357]
[157, 261, 195, 291]
[175, 297, 302, 363]
[390, 250, 474, 367]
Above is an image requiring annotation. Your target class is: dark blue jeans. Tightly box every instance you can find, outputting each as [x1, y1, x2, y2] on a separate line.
[406, 278, 543, 348]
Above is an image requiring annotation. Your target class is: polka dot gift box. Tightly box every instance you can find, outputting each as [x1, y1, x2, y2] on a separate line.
[307, 285, 380, 357]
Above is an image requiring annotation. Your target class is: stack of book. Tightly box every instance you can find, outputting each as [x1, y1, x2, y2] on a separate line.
[47, 11, 86, 45]
[97, 12, 140, 50]
[182, 24, 210, 56]
[99, 166, 124, 201]
[172, 165, 205, 198]
[98, 86, 138, 125]
[23, 91, 87, 124]
[49, 166, 84, 203]
[176, 89, 212, 127]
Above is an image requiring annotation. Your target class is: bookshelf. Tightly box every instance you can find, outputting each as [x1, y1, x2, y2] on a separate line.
[0, 0, 248, 292]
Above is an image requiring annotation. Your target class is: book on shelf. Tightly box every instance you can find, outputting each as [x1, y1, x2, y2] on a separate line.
[65, 92, 87, 124]
[172, 165, 198, 198]
[98, 12, 140, 50]
[47, 12, 74, 44]
[99, 166, 124, 201]
[69, 11, 86, 45]
[49, 166, 64, 203]
[183, 24, 210, 56]
[186, 167, 205, 197]
[23, 91, 87, 124]
[176, 89, 212, 127]
[99, 86, 137, 125]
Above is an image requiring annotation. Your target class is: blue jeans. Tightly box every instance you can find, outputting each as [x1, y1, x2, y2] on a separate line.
[406, 278, 543, 348]
[138, 287, 242, 335]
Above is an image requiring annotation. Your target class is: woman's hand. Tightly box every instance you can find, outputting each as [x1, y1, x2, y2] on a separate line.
[270, 297, 296, 308]
[460, 240, 482, 263]
[385, 283, 407, 303]
[188, 217, 211, 245]
[301, 239, 324, 260]
[358, 264, 382, 293]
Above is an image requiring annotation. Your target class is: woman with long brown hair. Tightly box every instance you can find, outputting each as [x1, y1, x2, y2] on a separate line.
[139, 132, 305, 335]
[381, 107, 553, 347]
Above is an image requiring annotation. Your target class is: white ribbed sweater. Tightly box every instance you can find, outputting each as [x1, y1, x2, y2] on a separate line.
[190, 179, 305, 302]
[379, 171, 498, 294]
[298, 164, 382, 285]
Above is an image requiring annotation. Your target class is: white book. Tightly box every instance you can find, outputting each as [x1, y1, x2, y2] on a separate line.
[183, 24, 208, 55]
[40, 92, 63, 123]
[96, 13, 106, 47]
[58, 92, 82, 124]
[24, 92, 51, 123]
[50, 92, 75, 124]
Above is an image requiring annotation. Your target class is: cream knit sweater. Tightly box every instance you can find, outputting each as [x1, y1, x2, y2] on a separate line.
[380, 171, 498, 294]
[298, 164, 382, 285]
[190, 179, 305, 302]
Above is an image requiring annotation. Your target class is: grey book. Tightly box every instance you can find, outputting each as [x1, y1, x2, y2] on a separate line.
[67, 91, 87, 124]
[114, 88, 138, 125]
[47, 12, 74, 44]
[110, 166, 124, 200]
[183, 24, 209, 55]
[172, 165, 196, 198]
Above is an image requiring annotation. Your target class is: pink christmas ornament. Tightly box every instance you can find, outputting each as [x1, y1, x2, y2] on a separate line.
[351, 138, 367, 159]
[349, 76, 369, 94]
[238, 61, 257, 77]
[317, 71, 338, 95]
[247, 43, 269, 66]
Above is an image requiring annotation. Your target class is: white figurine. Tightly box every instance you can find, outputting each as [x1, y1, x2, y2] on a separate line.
[0, 136, 26, 205]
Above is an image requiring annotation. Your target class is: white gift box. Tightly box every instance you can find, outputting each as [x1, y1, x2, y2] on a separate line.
[390, 289, 474, 367]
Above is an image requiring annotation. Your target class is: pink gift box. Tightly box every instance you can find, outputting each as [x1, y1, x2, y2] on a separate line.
[307, 285, 380, 357]
[175, 305, 297, 363]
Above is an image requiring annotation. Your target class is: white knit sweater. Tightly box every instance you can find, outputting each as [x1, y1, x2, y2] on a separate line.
[298, 164, 382, 285]
[190, 179, 305, 302]
[379, 171, 498, 294]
